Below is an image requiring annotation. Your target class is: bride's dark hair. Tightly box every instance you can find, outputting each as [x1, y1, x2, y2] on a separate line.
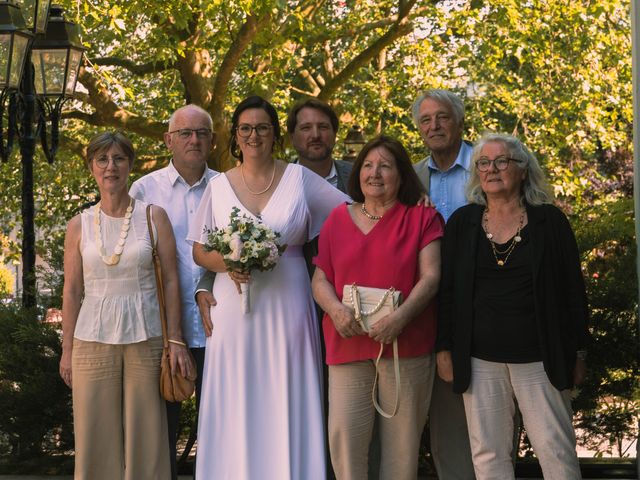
[229, 96, 283, 161]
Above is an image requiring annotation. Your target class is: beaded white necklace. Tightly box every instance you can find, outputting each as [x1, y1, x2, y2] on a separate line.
[93, 197, 133, 266]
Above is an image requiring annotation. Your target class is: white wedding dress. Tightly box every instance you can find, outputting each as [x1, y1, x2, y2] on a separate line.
[188, 164, 348, 480]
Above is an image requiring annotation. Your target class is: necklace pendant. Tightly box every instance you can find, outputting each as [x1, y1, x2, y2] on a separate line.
[497, 260, 505, 266]
[514, 235, 521, 242]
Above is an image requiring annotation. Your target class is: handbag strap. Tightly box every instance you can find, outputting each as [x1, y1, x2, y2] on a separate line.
[146, 205, 170, 349]
[350, 284, 400, 418]
[350, 284, 365, 330]
[372, 340, 400, 419]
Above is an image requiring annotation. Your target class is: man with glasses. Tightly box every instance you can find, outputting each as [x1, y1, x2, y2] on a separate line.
[412, 89, 476, 480]
[129, 104, 218, 480]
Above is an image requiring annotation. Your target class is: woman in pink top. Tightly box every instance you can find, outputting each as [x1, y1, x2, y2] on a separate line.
[312, 136, 444, 479]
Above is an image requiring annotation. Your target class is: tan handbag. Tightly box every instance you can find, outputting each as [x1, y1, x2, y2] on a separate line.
[146, 205, 197, 403]
[342, 283, 403, 418]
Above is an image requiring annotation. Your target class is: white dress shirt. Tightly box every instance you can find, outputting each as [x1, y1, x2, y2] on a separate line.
[130, 161, 218, 348]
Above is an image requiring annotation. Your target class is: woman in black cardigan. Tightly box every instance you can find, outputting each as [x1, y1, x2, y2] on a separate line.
[437, 133, 589, 480]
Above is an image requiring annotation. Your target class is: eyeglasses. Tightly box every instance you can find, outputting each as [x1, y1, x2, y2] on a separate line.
[168, 128, 213, 140]
[475, 156, 522, 172]
[93, 154, 129, 169]
[236, 123, 273, 138]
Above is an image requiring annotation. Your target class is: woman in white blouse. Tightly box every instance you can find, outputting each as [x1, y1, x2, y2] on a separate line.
[59, 131, 192, 480]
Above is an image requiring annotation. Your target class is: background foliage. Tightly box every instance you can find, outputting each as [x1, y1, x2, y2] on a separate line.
[0, 0, 636, 463]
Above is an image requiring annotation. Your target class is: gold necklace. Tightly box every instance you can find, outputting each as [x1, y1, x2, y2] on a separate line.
[241, 162, 276, 195]
[94, 197, 133, 266]
[361, 203, 383, 220]
[483, 208, 524, 267]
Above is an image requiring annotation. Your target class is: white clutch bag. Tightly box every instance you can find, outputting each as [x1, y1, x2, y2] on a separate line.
[341, 283, 403, 418]
[341, 284, 403, 332]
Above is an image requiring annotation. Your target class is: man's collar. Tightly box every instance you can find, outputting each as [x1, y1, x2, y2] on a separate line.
[427, 141, 472, 173]
[324, 161, 338, 181]
[294, 158, 337, 180]
[167, 160, 210, 186]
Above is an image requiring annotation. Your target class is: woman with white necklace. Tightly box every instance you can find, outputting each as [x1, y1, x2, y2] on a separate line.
[59, 132, 192, 480]
[438, 133, 589, 479]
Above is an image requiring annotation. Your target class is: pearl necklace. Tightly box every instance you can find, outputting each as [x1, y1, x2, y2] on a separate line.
[94, 197, 133, 266]
[361, 203, 383, 220]
[241, 162, 276, 195]
[483, 208, 524, 267]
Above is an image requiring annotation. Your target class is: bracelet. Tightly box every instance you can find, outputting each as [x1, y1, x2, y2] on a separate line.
[168, 339, 187, 347]
[576, 350, 587, 360]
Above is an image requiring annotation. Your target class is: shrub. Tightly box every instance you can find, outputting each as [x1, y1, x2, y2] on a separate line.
[571, 198, 640, 457]
[0, 304, 73, 458]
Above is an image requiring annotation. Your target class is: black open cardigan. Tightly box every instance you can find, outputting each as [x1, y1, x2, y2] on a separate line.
[437, 202, 590, 393]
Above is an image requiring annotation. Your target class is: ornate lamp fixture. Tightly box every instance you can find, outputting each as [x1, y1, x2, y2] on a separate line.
[0, 1, 85, 307]
[343, 124, 366, 162]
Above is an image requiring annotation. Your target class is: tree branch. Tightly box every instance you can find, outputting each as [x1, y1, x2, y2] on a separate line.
[307, 2, 428, 44]
[89, 57, 175, 75]
[319, 18, 414, 100]
[76, 67, 166, 139]
[209, 12, 272, 120]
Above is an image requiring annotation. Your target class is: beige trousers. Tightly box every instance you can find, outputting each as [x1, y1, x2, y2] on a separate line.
[428, 375, 476, 479]
[328, 354, 434, 480]
[463, 358, 581, 480]
[72, 337, 170, 480]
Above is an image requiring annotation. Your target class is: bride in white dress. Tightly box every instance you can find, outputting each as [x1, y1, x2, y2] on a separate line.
[188, 96, 348, 479]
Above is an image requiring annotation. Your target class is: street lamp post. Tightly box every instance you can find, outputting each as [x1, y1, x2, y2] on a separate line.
[0, 1, 85, 308]
[343, 124, 366, 162]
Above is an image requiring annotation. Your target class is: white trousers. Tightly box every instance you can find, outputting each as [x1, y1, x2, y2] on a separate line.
[463, 358, 581, 480]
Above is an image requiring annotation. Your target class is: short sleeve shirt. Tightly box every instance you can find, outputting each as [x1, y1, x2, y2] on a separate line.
[313, 202, 444, 364]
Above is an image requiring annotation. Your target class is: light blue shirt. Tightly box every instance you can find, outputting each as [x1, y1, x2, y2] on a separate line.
[426, 142, 472, 222]
[129, 161, 219, 348]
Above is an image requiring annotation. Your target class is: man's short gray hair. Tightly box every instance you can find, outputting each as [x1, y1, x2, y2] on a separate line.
[411, 89, 465, 128]
[168, 104, 213, 131]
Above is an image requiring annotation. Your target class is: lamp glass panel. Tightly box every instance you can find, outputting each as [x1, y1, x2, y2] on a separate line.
[64, 48, 82, 95]
[32, 48, 66, 95]
[31, 46, 45, 93]
[0, 34, 10, 86]
[8, 34, 29, 89]
[17, 0, 36, 31]
[35, 0, 50, 33]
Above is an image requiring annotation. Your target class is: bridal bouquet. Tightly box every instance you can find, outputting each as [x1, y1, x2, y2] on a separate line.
[203, 207, 286, 313]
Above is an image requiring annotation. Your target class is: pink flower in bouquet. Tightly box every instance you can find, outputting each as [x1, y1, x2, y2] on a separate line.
[229, 233, 243, 261]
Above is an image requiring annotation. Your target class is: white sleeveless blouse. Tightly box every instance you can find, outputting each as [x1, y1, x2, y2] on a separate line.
[74, 200, 162, 344]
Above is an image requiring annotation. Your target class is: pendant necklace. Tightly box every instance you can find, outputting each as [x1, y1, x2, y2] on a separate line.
[94, 197, 133, 266]
[483, 208, 524, 267]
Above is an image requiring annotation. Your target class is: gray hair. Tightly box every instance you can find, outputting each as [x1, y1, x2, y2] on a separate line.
[466, 132, 554, 206]
[411, 89, 465, 128]
[168, 104, 213, 131]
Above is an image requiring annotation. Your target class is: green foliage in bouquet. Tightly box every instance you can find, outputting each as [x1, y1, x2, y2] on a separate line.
[203, 207, 286, 273]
